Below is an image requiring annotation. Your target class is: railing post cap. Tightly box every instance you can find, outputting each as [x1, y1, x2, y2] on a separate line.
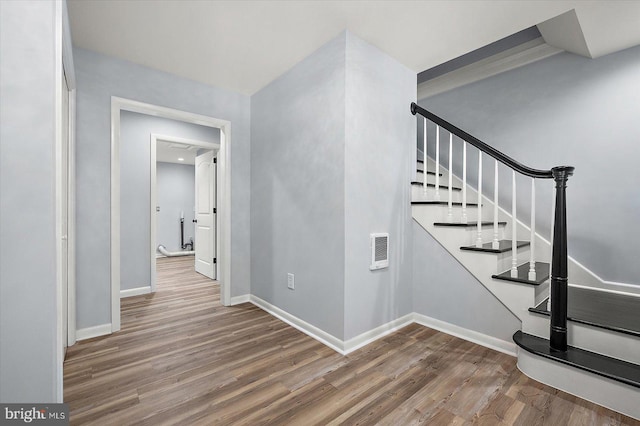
[551, 166, 575, 179]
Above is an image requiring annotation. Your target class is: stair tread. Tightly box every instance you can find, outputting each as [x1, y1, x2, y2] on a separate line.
[433, 221, 506, 227]
[411, 182, 462, 191]
[492, 262, 550, 285]
[529, 287, 640, 338]
[460, 240, 530, 254]
[513, 330, 640, 388]
[412, 201, 480, 207]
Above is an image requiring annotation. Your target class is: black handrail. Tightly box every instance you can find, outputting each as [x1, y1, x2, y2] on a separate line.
[411, 102, 553, 179]
[411, 102, 575, 353]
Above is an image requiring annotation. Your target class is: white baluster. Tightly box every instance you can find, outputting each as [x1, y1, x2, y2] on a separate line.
[461, 142, 467, 223]
[435, 126, 441, 201]
[423, 117, 428, 194]
[528, 178, 537, 281]
[447, 133, 453, 222]
[511, 171, 518, 278]
[475, 152, 483, 248]
[492, 160, 499, 250]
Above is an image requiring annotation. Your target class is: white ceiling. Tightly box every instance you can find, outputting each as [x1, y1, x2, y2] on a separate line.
[156, 141, 199, 165]
[68, 1, 640, 96]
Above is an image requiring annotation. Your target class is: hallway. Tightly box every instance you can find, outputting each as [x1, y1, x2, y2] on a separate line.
[63, 257, 637, 425]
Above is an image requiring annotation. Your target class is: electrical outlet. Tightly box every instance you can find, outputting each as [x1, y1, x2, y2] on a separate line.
[287, 273, 295, 290]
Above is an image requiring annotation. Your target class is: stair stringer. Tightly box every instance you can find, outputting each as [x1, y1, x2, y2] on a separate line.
[413, 206, 540, 322]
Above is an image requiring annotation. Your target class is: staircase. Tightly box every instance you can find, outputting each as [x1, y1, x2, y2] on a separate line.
[410, 103, 640, 420]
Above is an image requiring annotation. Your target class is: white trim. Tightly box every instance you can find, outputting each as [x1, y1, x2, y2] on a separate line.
[54, 0, 64, 403]
[76, 324, 112, 341]
[150, 133, 220, 292]
[230, 294, 251, 305]
[565, 255, 640, 297]
[247, 298, 513, 358]
[418, 38, 562, 100]
[110, 100, 121, 331]
[67, 88, 76, 348]
[343, 313, 414, 354]
[249, 295, 346, 355]
[111, 97, 233, 334]
[120, 286, 152, 298]
[150, 135, 157, 292]
[413, 313, 517, 357]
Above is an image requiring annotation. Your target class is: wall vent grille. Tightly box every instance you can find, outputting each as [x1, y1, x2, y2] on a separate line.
[370, 233, 389, 270]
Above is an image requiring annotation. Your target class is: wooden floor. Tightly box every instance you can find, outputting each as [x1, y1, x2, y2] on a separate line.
[64, 256, 639, 425]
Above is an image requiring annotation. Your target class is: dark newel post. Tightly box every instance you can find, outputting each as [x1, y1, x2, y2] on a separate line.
[550, 166, 574, 352]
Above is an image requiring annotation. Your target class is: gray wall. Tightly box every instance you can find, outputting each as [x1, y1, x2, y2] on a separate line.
[156, 162, 196, 253]
[119, 111, 217, 290]
[412, 222, 521, 342]
[419, 46, 640, 286]
[75, 48, 251, 329]
[251, 33, 346, 339]
[0, 0, 58, 402]
[251, 31, 417, 341]
[343, 33, 415, 340]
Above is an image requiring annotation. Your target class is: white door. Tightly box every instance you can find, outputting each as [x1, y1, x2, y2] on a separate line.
[194, 150, 216, 279]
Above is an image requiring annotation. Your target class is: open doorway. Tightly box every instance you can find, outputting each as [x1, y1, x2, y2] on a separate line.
[150, 135, 219, 291]
[111, 97, 232, 332]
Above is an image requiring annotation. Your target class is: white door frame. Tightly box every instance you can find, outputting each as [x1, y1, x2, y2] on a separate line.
[111, 97, 232, 332]
[55, 0, 77, 402]
[150, 134, 220, 292]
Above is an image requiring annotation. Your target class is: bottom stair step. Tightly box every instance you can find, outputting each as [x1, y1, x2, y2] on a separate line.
[492, 262, 549, 285]
[513, 330, 640, 388]
[529, 286, 640, 338]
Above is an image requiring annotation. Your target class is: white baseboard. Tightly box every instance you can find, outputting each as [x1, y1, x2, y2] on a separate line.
[120, 286, 151, 298]
[413, 313, 517, 357]
[343, 313, 414, 354]
[229, 294, 250, 305]
[249, 295, 346, 355]
[249, 296, 517, 357]
[76, 323, 112, 341]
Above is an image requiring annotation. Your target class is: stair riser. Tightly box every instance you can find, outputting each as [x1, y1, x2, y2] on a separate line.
[494, 248, 534, 273]
[413, 172, 440, 185]
[457, 243, 534, 273]
[523, 312, 640, 364]
[517, 350, 640, 420]
[412, 204, 497, 226]
[411, 186, 466, 203]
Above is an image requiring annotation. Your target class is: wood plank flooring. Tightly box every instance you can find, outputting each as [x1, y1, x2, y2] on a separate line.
[64, 256, 639, 425]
